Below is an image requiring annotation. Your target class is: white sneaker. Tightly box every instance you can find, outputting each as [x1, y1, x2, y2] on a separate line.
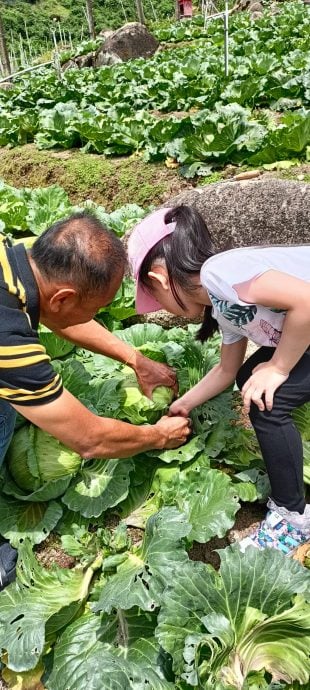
[239, 499, 310, 557]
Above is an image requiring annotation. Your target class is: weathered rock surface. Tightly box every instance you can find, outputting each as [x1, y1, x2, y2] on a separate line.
[63, 22, 158, 71]
[164, 178, 310, 250]
[95, 22, 159, 67]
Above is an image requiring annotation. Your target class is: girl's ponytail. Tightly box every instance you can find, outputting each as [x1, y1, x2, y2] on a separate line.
[196, 306, 219, 342]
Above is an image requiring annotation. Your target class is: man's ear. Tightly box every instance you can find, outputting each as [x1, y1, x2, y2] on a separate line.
[49, 288, 77, 313]
[147, 270, 170, 291]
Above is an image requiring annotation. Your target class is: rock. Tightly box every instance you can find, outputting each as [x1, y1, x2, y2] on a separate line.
[76, 53, 95, 68]
[62, 59, 78, 71]
[165, 179, 310, 250]
[98, 29, 114, 39]
[127, 310, 197, 329]
[94, 51, 123, 68]
[95, 22, 159, 66]
[249, 1, 263, 11]
[63, 22, 158, 72]
[62, 53, 95, 70]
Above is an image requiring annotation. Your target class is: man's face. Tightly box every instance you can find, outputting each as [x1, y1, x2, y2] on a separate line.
[43, 267, 124, 329]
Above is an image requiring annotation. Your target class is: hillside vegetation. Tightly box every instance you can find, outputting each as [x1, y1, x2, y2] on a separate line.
[2, 0, 175, 56]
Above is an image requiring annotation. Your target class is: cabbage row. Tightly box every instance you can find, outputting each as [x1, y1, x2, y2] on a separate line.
[0, 2, 309, 175]
[0, 183, 310, 687]
[1, 320, 310, 689]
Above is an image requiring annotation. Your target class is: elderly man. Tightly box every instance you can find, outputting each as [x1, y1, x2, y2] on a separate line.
[0, 211, 191, 467]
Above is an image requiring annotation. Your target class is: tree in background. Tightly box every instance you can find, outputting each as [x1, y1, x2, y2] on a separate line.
[0, 10, 10, 75]
[135, 0, 146, 23]
[85, 0, 95, 38]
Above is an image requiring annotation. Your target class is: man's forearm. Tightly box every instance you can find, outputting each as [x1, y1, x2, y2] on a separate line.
[82, 417, 164, 459]
[57, 320, 138, 366]
[13, 392, 166, 460]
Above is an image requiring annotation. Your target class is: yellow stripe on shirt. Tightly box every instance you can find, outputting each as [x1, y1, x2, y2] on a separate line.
[16, 277, 27, 310]
[0, 240, 18, 297]
[0, 343, 46, 357]
[0, 353, 50, 368]
[0, 374, 62, 400]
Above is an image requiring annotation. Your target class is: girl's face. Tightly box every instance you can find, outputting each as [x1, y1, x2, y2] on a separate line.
[146, 263, 209, 318]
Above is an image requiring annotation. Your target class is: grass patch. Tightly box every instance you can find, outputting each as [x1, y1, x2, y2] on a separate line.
[0, 145, 190, 210]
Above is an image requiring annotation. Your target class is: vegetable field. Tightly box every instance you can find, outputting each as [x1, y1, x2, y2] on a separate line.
[0, 179, 310, 689]
[0, 2, 309, 177]
[0, 1, 310, 687]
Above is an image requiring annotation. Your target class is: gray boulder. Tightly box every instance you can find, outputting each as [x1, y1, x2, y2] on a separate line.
[94, 22, 159, 67]
[165, 178, 310, 250]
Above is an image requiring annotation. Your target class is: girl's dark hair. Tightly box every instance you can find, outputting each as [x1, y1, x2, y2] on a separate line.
[139, 205, 219, 342]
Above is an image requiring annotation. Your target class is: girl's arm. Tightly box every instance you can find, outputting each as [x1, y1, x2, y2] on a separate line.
[238, 270, 310, 412]
[169, 338, 247, 416]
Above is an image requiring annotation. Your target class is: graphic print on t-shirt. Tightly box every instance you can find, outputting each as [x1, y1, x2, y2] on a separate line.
[259, 320, 282, 345]
[209, 294, 258, 327]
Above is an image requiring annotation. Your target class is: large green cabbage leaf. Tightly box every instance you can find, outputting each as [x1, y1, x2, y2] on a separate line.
[62, 458, 134, 518]
[0, 493, 62, 547]
[0, 541, 101, 672]
[47, 609, 174, 690]
[154, 464, 240, 543]
[93, 507, 191, 613]
[156, 546, 310, 688]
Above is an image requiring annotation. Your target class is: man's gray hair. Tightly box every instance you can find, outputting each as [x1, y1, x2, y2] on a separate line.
[31, 211, 126, 296]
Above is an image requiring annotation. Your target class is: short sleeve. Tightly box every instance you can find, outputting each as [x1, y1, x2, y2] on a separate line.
[200, 249, 270, 305]
[0, 308, 63, 406]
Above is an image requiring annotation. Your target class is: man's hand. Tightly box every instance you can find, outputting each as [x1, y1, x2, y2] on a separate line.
[155, 415, 191, 449]
[241, 361, 289, 413]
[133, 351, 178, 398]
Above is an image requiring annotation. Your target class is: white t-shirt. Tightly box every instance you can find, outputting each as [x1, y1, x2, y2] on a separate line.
[200, 246, 310, 347]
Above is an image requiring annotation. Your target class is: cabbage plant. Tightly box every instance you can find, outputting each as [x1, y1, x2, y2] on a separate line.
[7, 426, 81, 491]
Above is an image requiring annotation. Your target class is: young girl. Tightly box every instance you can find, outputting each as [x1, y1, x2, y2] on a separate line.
[128, 204, 310, 554]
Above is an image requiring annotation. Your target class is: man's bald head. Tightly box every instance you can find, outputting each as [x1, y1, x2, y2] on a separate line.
[31, 211, 126, 297]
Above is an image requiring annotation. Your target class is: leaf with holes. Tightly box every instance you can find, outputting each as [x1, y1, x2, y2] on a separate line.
[0, 541, 101, 672]
[93, 507, 191, 613]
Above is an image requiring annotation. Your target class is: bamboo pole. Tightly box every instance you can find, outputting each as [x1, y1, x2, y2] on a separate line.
[0, 14, 11, 76]
[0, 61, 52, 84]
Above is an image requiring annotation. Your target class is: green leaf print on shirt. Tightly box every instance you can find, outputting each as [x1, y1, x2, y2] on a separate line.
[209, 294, 258, 327]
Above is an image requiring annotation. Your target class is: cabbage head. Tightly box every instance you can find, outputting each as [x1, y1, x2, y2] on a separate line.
[7, 425, 81, 491]
[120, 382, 173, 425]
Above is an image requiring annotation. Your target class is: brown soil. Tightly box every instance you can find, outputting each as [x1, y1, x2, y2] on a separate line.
[35, 534, 76, 569]
[189, 501, 267, 570]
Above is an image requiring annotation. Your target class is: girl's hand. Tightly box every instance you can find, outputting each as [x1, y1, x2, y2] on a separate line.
[169, 398, 191, 418]
[241, 362, 289, 413]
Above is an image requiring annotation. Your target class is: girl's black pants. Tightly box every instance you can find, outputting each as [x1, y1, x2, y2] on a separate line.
[236, 346, 310, 514]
